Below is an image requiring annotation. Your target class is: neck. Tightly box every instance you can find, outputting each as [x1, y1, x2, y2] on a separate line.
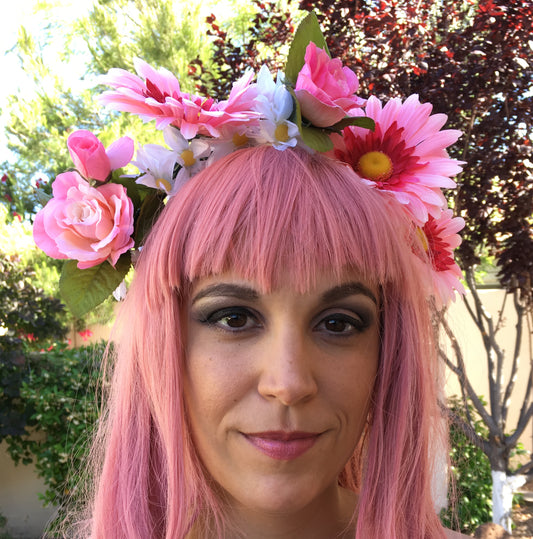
[189, 485, 357, 539]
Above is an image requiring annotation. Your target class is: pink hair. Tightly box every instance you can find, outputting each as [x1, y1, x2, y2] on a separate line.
[86, 145, 447, 538]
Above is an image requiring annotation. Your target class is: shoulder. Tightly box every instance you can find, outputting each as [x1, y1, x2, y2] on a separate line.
[444, 529, 471, 538]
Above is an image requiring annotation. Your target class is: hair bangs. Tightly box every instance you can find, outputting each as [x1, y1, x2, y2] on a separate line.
[144, 145, 412, 299]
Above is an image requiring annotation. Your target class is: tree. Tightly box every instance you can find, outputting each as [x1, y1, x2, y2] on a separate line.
[195, 0, 532, 531]
[0, 0, 220, 220]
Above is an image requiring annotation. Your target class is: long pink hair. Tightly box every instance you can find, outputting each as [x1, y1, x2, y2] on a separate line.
[86, 145, 447, 538]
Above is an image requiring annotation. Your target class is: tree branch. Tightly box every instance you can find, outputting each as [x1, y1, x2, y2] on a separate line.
[502, 288, 525, 429]
[444, 404, 490, 454]
[513, 457, 533, 477]
[438, 310, 500, 434]
[464, 269, 506, 430]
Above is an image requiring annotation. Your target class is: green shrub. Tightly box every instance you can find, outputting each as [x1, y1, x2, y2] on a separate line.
[0, 250, 68, 441]
[1, 342, 104, 510]
[441, 397, 493, 534]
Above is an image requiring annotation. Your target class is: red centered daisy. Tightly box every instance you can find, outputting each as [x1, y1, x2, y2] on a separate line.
[415, 209, 466, 305]
[335, 95, 464, 225]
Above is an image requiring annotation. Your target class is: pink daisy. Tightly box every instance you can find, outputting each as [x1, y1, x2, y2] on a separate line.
[415, 209, 466, 305]
[98, 59, 259, 139]
[335, 94, 464, 225]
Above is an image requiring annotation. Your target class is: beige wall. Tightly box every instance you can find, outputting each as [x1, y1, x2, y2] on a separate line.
[444, 288, 532, 454]
[0, 442, 56, 538]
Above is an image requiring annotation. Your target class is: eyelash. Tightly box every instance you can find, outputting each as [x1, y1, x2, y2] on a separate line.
[197, 307, 370, 336]
[314, 313, 368, 336]
[199, 307, 262, 332]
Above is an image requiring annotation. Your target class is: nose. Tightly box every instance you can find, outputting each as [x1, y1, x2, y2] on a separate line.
[257, 324, 318, 406]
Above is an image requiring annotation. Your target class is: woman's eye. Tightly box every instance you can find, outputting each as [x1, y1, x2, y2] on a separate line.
[219, 312, 248, 328]
[203, 307, 260, 332]
[316, 313, 366, 335]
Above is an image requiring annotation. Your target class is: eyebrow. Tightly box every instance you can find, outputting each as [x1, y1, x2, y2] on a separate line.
[191, 281, 377, 305]
[191, 283, 260, 304]
[321, 282, 378, 306]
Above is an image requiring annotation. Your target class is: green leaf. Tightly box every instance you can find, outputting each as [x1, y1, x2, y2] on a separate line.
[300, 126, 334, 152]
[134, 191, 166, 246]
[111, 174, 148, 208]
[285, 12, 329, 85]
[286, 84, 333, 152]
[59, 253, 131, 318]
[329, 116, 376, 132]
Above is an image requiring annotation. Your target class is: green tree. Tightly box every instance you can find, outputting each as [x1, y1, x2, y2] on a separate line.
[1, 0, 221, 219]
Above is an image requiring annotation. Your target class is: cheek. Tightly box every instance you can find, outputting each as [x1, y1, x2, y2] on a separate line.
[328, 343, 379, 430]
[184, 339, 254, 436]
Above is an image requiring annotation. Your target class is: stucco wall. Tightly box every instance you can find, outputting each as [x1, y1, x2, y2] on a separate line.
[444, 288, 532, 454]
[0, 442, 56, 538]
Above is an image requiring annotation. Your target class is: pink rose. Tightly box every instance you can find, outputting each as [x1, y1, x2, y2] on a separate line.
[33, 171, 134, 269]
[67, 130, 134, 182]
[295, 42, 365, 127]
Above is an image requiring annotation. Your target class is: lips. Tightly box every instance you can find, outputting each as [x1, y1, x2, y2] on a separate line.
[243, 431, 321, 460]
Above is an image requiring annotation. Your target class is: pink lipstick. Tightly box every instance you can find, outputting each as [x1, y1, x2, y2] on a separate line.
[243, 431, 320, 460]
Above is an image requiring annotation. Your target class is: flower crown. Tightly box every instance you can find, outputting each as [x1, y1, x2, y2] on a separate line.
[33, 12, 465, 318]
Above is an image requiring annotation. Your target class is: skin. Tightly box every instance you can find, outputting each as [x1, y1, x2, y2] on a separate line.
[184, 270, 380, 538]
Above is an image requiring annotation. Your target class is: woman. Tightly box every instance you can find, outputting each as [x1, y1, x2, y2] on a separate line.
[33, 13, 468, 538]
[85, 145, 466, 538]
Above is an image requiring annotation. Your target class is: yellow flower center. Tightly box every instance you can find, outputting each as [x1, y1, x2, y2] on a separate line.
[416, 226, 430, 252]
[232, 132, 249, 147]
[357, 151, 393, 181]
[156, 178, 172, 193]
[180, 149, 196, 167]
[274, 123, 290, 143]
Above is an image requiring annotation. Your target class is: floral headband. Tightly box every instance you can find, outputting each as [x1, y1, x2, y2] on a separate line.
[33, 12, 465, 318]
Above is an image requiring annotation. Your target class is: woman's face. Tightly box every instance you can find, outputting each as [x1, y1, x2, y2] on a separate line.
[184, 269, 379, 526]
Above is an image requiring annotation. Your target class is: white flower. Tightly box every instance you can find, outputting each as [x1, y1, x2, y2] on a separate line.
[163, 126, 212, 192]
[132, 144, 177, 194]
[252, 66, 299, 150]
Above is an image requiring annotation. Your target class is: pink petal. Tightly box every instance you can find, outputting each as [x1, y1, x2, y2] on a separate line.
[416, 130, 463, 155]
[295, 89, 346, 127]
[33, 210, 67, 259]
[106, 136, 135, 170]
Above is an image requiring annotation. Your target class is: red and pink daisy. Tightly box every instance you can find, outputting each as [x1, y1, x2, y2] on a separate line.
[98, 59, 259, 139]
[335, 94, 464, 225]
[415, 209, 466, 305]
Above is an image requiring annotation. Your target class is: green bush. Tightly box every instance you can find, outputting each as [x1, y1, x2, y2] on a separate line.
[0, 250, 68, 441]
[1, 342, 104, 510]
[441, 397, 493, 534]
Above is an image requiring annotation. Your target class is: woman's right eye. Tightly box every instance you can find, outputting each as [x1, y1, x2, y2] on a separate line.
[202, 307, 261, 332]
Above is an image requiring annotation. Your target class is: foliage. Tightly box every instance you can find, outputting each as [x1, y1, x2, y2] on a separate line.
[441, 397, 493, 534]
[191, 0, 300, 99]
[0, 249, 68, 441]
[1, 342, 104, 511]
[1, 0, 217, 220]
[0, 512, 12, 539]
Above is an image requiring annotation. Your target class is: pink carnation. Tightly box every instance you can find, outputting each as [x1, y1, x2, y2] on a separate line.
[98, 59, 259, 139]
[295, 42, 364, 127]
[67, 130, 134, 182]
[33, 171, 134, 269]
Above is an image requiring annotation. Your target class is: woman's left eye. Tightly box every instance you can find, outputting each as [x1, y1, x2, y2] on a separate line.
[315, 313, 367, 336]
